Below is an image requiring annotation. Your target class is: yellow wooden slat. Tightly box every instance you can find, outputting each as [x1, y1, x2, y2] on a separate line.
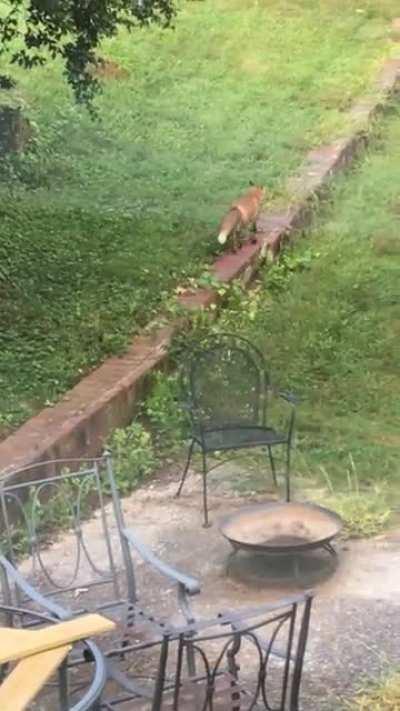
[0, 627, 36, 643]
[0, 644, 71, 711]
[0, 613, 115, 664]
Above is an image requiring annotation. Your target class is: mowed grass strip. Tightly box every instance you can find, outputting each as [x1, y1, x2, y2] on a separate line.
[214, 107, 400, 488]
[0, 0, 399, 432]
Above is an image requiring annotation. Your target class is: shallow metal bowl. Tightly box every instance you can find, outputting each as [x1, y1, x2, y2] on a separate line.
[219, 501, 343, 554]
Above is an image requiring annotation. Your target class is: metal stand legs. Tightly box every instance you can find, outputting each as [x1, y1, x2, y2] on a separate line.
[175, 439, 195, 498]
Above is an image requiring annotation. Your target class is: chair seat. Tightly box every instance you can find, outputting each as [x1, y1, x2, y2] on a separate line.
[194, 426, 288, 452]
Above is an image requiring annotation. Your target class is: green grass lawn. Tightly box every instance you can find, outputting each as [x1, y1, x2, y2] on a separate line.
[345, 672, 400, 710]
[209, 106, 400, 490]
[0, 0, 399, 433]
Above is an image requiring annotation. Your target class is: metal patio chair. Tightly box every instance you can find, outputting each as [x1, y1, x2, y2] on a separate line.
[176, 333, 298, 526]
[0, 455, 200, 708]
[0, 455, 312, 709]
[155, 593, 313, 710]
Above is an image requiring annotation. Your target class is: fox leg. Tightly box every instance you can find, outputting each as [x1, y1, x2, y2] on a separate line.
[231, 230, 237, 253]
[232, 225, 243, 252]
[250, 220, 258, 244]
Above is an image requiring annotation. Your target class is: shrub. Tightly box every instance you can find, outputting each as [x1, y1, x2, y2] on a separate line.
[106, 422, 156, 495]
[144, 372, 188, 456]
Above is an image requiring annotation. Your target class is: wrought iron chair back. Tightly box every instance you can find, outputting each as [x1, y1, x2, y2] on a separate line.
[186, 333, 269, 435]
[0, 456, 136, 620]
[162, 593, 313, 711]
[177, 333, 297, 526]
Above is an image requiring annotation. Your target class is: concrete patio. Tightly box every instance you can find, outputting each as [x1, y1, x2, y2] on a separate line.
[28, 460, 400, 710]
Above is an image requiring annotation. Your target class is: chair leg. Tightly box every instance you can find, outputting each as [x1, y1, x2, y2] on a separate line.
[58, 660, 69, 711]
[151, 635, 170, 711]
[186, 639, 196, 676]
[267, 446, 278, 487]
[201, 450, 211, 528]
[285, 442, 292, 502]
[186, 640, 206, 709]
[176, 439, 195, 498]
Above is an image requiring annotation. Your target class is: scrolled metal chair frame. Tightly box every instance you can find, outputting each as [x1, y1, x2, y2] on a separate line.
[0, 455, 312, 709]
[0, 455, 199, 708]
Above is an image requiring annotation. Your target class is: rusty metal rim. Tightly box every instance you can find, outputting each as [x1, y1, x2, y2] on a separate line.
[219, 501, 343, 555]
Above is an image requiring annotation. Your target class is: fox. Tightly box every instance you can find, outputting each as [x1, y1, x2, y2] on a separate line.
[217, 184, 266, 252]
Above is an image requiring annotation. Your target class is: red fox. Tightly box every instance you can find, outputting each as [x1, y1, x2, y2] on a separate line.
[217, 185, 265, 252]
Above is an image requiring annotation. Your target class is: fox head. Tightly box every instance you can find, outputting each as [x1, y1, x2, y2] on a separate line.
[249, 184, 266, 201]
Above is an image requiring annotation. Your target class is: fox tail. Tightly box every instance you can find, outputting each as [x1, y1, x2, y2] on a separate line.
[217, 208, 241, 245]
[217, 228, 229, 245]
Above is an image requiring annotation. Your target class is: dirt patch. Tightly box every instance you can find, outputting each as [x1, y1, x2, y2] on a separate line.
[240, 56, 270, 75]
[89, 57, 129, 81]
[372, 433, 400, 447]
[391, 18, 400, 41]
[371, 234, 400, 256]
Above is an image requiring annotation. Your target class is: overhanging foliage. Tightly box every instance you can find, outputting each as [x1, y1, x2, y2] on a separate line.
[0, 0, 176, 105]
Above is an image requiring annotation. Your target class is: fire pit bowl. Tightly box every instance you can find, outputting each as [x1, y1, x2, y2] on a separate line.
[219, 501, 343, 556]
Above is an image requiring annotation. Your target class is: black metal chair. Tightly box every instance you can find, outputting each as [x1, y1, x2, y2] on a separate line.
[158, 594, 313, 710]
[176, 334, 298, 526]
[0, 455, 312, 709]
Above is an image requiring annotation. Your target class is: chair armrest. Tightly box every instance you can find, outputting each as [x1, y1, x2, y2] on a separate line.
[0, 554, 70, 620]
[277, 389, 300, 406]
[122, 528, 201, 596]
[176, 591, 313, 635]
